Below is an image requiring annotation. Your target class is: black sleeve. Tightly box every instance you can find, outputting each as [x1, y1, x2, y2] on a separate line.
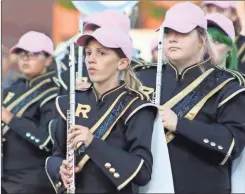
[8, 99, 56, 151]
[45, 116, 66, 194]
[84, 107, 155, 190]
[175, 92, 245, 165]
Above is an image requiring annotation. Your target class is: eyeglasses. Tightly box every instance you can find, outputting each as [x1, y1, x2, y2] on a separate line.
[18, 51, 45, 60]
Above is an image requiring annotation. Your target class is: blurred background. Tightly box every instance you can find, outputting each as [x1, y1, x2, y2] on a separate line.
[2, 0, 245, 61]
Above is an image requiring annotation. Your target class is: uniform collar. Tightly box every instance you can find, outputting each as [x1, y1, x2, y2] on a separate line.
[166, 57, 211, 81]
[28, 71, 56, 87]
[92, 81, 126, 102]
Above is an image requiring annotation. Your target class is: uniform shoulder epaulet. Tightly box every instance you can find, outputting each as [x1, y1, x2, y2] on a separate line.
[125, 86, 149, 101]
[216, 66, 245, 86]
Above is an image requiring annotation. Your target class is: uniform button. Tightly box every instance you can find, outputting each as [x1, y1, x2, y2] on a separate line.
[203, 139, 209, 144]
[55, 181, 62, 188]
[31, 136, 35, 140]
[218, 145, 223, 150]
[114, 172, 120, 179]
[35, 139, 40, 143]
[109, 168, 115, 173]
[2, 123, 4, 126]
[104, 163, 111, 169]
[26, 132, 31, 137]
[210, 142, 216, 147]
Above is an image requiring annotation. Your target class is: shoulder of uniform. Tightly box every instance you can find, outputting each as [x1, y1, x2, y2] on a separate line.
[122, 88, 158, 124]
[125, 86, 150, 101]
[214, 66, 245, 86]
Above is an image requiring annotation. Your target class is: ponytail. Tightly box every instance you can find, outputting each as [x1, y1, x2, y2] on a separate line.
[114, 48, 142, 91]
[123, 65, 142, 91]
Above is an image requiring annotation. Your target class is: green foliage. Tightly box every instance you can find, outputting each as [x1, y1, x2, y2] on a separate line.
[57, 1, 76, 10]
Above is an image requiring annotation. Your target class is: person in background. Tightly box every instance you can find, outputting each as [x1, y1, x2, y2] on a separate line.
[1, 31, 59, 194]
[200, 1, 245, 73]
[206, 13, 238, 71]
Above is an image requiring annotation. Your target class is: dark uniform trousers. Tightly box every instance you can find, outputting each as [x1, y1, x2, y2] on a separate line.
[135, 59, 245, 193]
[1, 71, 59, 194]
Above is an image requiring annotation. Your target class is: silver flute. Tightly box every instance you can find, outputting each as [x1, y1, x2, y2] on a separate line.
[77, 17, 84, 82]
[66, 43, 76, 193]
[154, 26, 164, 105]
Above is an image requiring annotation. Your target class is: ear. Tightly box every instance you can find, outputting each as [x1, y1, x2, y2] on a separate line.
[117, 58, 130, 71]
[199, 36, 207, 48]
[44, 56, 53, 67]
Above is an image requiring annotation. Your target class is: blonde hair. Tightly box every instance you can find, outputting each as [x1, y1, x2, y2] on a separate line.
[114, 48, 142, 91]
[195, 27, 219, 65]
[123, 65, 142, 91]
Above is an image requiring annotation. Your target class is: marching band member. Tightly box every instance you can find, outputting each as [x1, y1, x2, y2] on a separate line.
[200, 1, 245, 73]
[136, 2, 245, 193]
[46, 26, 159, 193]
[58, 9, 131, 95]
[206, 13, 239, 71]
[1, 31, 59, 193]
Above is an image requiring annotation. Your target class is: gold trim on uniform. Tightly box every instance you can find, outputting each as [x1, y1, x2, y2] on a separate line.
[220, 138, 235, 165]
[40, 93, 58, 108]
[6, 79, 51, 111]
[16, 87, 58, 117]
[161, 68, 214, 109]
[101, 83, 126, 101]
[126, 87, 144, 100]
[117, 159, 144, 190]
[77, 95, 139, 169]
[238, 43, 245, 58]
[29, 71, 56, 87]
[48, 119, 55, 144]
[181, 57, 210, 79]
[218, 88, 245, 108]
[58, 73, 68, 91]
[185, 78, 234, 120]
[3, 92, 15, 105]
[125, 103, 158, 124]
[45, 157, 59, 193]
[167, 78, 235, 143]
[56, 96, 67, 120]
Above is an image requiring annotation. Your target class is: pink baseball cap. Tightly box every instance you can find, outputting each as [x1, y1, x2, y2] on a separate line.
[226, 1, 237, 9]
[200, 1, 229, 9]
[162, 2, 207, 33]
[76, 27, 132, 60]
[83, 10, 130, 33]
[206, 13, 235, 42]
[10, 31, 53, 55]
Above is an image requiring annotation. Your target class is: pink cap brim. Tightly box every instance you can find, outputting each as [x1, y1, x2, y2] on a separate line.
[76, 34, 119, 49]
[163, 20, 198, 34]
[10, 44, 52, 55]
